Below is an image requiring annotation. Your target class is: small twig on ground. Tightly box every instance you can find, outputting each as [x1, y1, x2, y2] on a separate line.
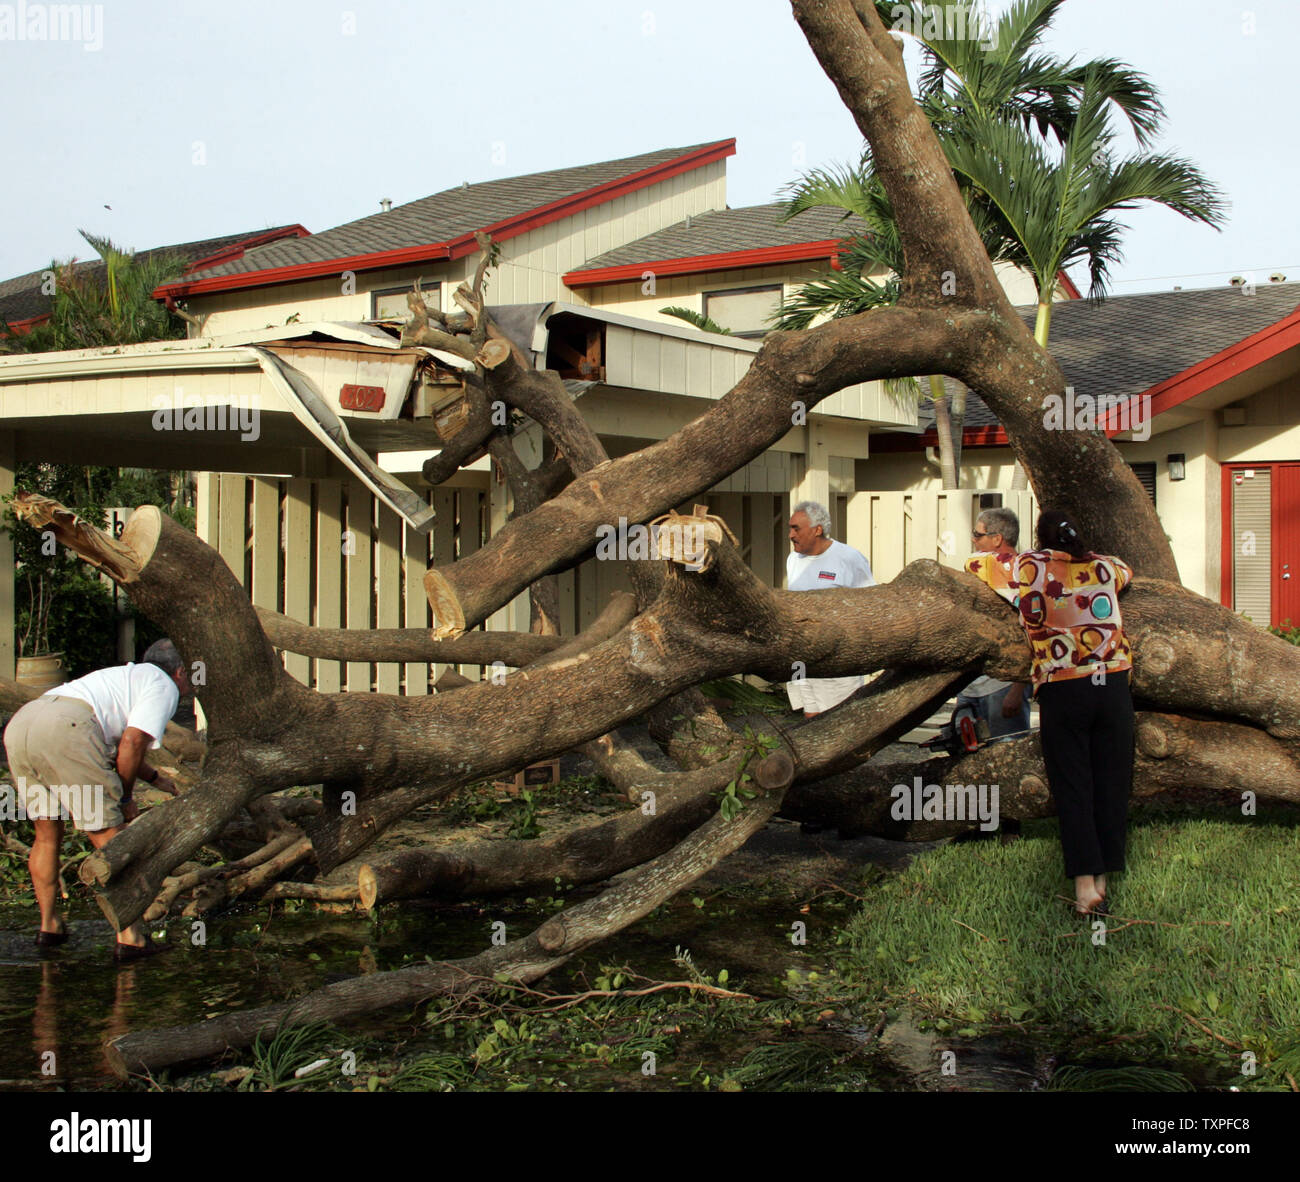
[440, 971, 757, 1021]
[801, 880, 868, 905]
[953, 918, 1005, 943]
[1052, 894, 1232, 934]
[1157, 1006, 1244, 1051]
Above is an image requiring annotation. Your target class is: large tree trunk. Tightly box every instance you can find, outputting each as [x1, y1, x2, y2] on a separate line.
[12, 0, 1294, 1080]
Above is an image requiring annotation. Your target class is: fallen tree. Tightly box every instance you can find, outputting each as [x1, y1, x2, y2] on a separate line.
[6, 0, 1295, 1075]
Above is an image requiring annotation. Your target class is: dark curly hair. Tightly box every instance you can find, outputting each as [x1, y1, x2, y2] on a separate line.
[1035, 509, 1089, 559]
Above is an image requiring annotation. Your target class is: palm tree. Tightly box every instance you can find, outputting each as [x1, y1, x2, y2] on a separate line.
[772, 162, 1023, 486]
[659, 306, 733, 335]
[776, 0, 1226, 487]
[1, 231, 187, 353]
[939, 73, 1226, 347]
[898, 0, 1166, 148]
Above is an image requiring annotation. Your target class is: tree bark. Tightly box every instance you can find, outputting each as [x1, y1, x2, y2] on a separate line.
[106, 749, 795, 1078]
[789, 0, 1177, 579]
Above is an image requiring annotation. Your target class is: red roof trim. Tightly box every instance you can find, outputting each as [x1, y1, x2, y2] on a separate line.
[1098, 303, 1300, 432]
[181, 225, 311, 275]
[1056, 269, 1082, 300]
[563, 238, 842, 287]
[155, 242, 456, 299]
[878, 301, 1300, 451]
[0, 313, 46, 334]
[154, 141, 737, 300]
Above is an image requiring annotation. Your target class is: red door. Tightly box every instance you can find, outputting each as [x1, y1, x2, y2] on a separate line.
[1275, 464, 1300, 627]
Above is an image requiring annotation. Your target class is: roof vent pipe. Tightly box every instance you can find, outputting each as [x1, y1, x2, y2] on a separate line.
[380, 198, 392, 213]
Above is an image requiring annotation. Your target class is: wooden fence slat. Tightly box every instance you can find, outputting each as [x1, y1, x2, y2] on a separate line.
[375, 505, 402, 694]
[345, 485, 373, 692]
[283, 478, 313, 684]
[216, 474, 246, 584]
[404, 516, 430, 695]
[750, 493, 775, 588]
[250, 478, 280, 612]
[431, 490, 456, 683]
[315, 481, 343, 693]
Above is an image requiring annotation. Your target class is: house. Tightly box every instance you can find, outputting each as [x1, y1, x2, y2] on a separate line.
[869, 281, 1300, 620]
[0, 226, 309, 337]
[0, 140, 1074, 688]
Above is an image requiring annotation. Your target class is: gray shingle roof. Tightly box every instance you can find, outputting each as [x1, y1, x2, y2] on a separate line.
[182, 143, 729, 283]
[573, 203, 869, 271]
[0, 228, 302, 326]
[915, 282, 1300, 431]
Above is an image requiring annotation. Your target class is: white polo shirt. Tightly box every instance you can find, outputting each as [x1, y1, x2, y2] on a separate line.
[46, 662, 179, 749]
[786, 539, 874, 592]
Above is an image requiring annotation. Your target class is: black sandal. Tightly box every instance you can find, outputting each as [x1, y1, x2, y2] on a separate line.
[113, 933, 164, 964]
[35, 926, 69, 947]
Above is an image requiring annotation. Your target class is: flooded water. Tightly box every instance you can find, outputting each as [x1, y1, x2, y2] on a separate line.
[0, 885, 852, 1090]
[0, 816, 1231, 1092]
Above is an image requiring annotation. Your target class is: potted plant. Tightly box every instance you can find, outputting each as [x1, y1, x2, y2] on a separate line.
[16, 564, 67, 689]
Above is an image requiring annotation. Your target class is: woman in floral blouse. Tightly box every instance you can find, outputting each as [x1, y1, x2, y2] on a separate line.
[1018, 509, 1135, 917]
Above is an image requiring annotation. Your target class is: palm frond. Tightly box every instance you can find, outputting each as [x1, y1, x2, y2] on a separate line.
[659, 306, 732, 335]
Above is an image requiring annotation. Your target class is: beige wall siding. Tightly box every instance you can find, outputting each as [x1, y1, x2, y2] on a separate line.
[192, 261, 463, 338]
[1118, 419, 1215, 598]
[582, 261, 829, 326]
[1217, 371, 1300, 462]
[863, 424, 1220, 598]
[490, 161, 727, 306]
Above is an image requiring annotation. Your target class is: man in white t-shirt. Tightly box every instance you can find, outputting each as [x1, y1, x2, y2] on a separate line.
[4, 640, 190, 961]
[785, 500, 874, 716]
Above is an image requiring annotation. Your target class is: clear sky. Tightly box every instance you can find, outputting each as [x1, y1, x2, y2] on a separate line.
[1, 0, 1294, 296]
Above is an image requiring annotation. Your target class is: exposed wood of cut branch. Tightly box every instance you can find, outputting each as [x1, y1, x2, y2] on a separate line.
[261, 880, 361, 903]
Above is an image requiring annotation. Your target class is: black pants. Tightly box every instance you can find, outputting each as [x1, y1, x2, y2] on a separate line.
[1036, 671, 1135, 878]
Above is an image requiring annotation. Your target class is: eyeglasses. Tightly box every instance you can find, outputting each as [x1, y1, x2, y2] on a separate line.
[972, 530, 994, 539]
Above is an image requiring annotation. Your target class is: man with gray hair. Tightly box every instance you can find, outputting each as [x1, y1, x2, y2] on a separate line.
[958, 507, 1031, 736]
[3, 642, 190, 961]
[785, 500, 874, 716]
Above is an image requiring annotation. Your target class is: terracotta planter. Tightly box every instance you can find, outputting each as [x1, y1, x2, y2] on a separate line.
[16, 653, 68, 692]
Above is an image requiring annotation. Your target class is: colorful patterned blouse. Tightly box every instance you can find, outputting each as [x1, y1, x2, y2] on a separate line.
[965, 549, 1021, 606]
[1016, 550, 1133, 691]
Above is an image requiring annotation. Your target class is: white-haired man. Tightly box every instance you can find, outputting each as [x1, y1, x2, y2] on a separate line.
[785, 500, 874, 716]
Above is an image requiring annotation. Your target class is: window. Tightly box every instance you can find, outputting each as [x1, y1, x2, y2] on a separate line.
[371, 282, 439, 321]
[702, 284, 784, 338]
[1129, 461, 1157, 508]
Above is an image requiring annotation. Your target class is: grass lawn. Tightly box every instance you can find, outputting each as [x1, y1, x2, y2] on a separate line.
[834, 815, 1300, 1089]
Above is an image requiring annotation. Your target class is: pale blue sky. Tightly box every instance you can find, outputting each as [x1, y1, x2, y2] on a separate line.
[1, 0, 1294, 295]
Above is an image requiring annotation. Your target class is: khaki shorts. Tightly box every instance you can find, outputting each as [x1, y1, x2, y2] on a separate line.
[786, 674, 864, 715]
[2, 696, 124, 831]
